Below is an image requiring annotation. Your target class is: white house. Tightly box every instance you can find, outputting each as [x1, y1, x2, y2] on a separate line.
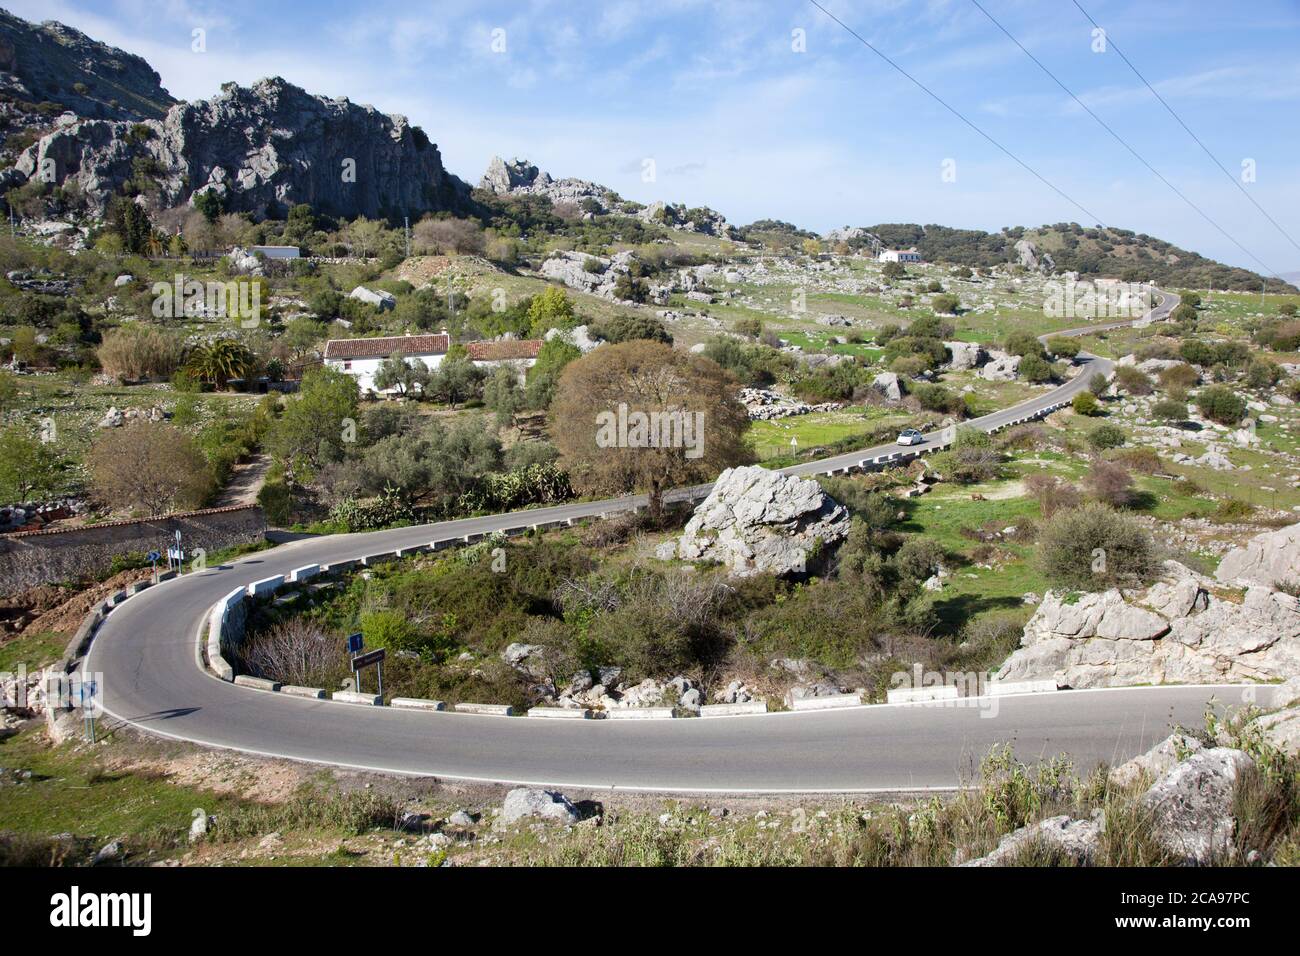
[323, 333, 449, 394]
[466, 339, 544, 384]
[878, 248, 923, 264]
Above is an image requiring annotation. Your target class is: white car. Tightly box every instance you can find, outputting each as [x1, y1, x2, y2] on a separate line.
[896, 428, 925, 446]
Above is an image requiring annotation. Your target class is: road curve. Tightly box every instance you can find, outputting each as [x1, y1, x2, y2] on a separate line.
[84, 289, 1250, 795]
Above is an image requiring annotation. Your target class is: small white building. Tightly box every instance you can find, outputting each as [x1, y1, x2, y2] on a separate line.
[878, 248, 923, 264]
[323, 333, 449, 394]
[466, 339, 543, 384]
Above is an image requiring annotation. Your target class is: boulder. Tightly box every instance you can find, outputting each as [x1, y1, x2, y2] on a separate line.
[1141, 748, 1253, 864]
[667, 466, 851, 577]
[872, 371, 902, 402]
[1215, 521, 1300, 588]
[349, 286, 396, 311]
[499, 788, 579, 826]
[1108, 734, 1204, 788]
[944, 340, 986, 371]
[962, 812, 1103, 867]
[979, 350, 1021, 381]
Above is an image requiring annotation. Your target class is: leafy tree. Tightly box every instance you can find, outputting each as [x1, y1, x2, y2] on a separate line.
[1018, 353, 1053, 383]
[0, 428, 64, 501]
[1004, 330, 1045, 358]
[193, 190, 224, 223]
[373, 353, 430, 397]
[1072, 391, 1099, 416]
[1088, 423, 1126, 450]
[1045, 336, 1081, 359]
[550, 341, 750, 518]
[525, 338, 581, 410]
[527, 286, 576, 335]
[86, 422, 212, 515]
[1088, 372, 1109, 396]
[595, 314, 672, 345]
[426, 355, 485, 408]
[266, 366, 360, 480]
[483, 365, 523, 429]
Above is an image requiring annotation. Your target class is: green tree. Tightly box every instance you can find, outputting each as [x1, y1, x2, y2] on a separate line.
[1195, 385, 1247, 425]
[1038, 502, 1159, 589]
[0, 428, 63, 501]
[483, 365, 522, 429]
[525, 338, 581, 410]
[527, 285, 576, 335]
[266, 366, 360, 480]
[185, 339, 252, 390]
[373, 353, 430, 397]
[1072, 391, 1099, 416]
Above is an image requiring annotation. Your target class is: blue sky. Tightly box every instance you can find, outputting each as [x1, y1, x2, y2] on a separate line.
[17, 0, 1300, 275]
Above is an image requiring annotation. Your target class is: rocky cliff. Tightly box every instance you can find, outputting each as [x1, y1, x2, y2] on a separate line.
[0, 8, 175, 163]
[7, 72, 473, 221]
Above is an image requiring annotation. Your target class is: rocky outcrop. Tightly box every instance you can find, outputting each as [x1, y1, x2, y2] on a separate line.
[0, 10, 174, 163]
[479, 156, 619, 214]
[997, 561, 1300, 688]
[944, 341, 986, 371]
[499, 788, 579, 826]
[10, 76, 472, 220]
[979, 350, 1021, 381]
[1013, 238, 1055, 273]
[1215, 521, 1300, 588]
[637, 200, 736, 239]
[872, 371, 902, 402]
[1108, 734, 1203, 788]
[659, 466, 850, 577]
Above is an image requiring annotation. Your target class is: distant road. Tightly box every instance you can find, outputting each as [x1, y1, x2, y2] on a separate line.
[86, 289, 1235, 794]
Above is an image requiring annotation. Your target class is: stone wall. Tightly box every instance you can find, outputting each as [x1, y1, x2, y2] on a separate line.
[0, 505, 266, 596]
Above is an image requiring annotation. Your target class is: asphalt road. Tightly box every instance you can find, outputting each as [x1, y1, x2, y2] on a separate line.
[83, 287, 1252, 794]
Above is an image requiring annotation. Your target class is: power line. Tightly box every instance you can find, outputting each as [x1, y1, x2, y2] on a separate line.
[969, 0, 1288, 282]
[804, 0, 1108, 228]
[1072, 0, 1300, 261]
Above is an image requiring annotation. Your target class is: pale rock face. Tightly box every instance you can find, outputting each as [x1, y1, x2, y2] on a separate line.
[1215, 521, 1300, 588]
[997, 560, 1300, 688]
[348, 286, 395, 311]
[666, 466, 850, 578]
[872, 371, 902, 402]
[1141, 748, 1254, 864]
[479, 155, 617, 213]
[979, 350, 1021, 382]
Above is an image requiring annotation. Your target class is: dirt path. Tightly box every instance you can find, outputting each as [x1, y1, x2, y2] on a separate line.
[214, 453, 272, 508]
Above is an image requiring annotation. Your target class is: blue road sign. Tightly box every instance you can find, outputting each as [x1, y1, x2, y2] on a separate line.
[347, 633, 363, 654]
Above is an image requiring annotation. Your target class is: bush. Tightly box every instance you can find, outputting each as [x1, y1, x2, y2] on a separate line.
[1245, 358, 1282, 389]
[1088, 373, 1109, 396]
[1195, 385, 1247, 426]
[1152, 398, 1187, 422]
[96, 326, 185, 381]
[1114, 366, 1154, 396]
[86, 422, 212, 515]
[1024, 473, 1082, 519]
[1018, 354, 1053, 383]
[1004, 330, 1045, 358]
[1087, 423, 1126, 451]
[1072, 391, 1099, 416]
[1037, 503, 1160, 589]
[1084, 460, 1138, 508]
[1158, 363, 1199, 391]
[930, 293, 960, 315]
[1045, 336, 1081, 359]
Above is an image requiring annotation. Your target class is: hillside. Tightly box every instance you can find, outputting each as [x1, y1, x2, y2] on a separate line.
[830, 222, 1293, 293]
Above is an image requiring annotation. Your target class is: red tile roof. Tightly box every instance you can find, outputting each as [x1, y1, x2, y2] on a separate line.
[465, 339, 544, 362]
[323, 334, 449, 361]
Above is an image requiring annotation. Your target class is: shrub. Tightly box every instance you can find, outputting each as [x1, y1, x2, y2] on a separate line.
[1072, 391, 1099, 416]
[1024, 473, 1082, 519]
[1018, 354, 1053, 383]
[1195, 386, 1247, 426]
[1045, 336, 1081, 359]
[1245, 358, 1282, 389]
[1114, 366, 1154, 396]
[1157, 363, 1199, 391]
[1037, 503, 1159, 589]
[1004, 330, 1045, 358]
[1152, 398, 1187, 422]
[86, 422, 212, 515]
[1087, 423, 1125, 451]
[1084, 460, 1138, 508]
[1088, 373, 1109, 396]
[238, 617, 344, 688]
[96, 326, 185, 381]
[930, 293, 960, 315]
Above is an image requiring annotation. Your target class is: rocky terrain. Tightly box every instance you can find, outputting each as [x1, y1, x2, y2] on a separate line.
[3, 75, 472, 220]
[998, 524, 1300, 689]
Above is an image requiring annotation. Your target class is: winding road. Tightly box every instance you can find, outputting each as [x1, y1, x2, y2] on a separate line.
[83, 287, 1272, 794]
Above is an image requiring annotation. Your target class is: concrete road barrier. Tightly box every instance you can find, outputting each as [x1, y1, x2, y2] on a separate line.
[360, 552, 398, 567]
[528, 706, 592, 719]
[987, 679, 1059, 697]
[332, 691, 383, 706]
[699, 702, 769, 717]
[234, 675, 281, 692]
[280, 685, 326, 699]
[287, 565, 320, 583]
[604, 707, 676, 719]
[392, 697, 447, 711]
[246, 575, 285, 598]
[791, 693, 863, 711]
[454, 702, 514, 716]
[887, 686, 959, 704]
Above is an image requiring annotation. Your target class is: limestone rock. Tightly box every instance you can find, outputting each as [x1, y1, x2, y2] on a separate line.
[348, 286, 396, 311]
[944, 341, 986, 371]
[1108, 734, 1204, 788]
[670, 466, 850, 577]
[872, 372, 902, 402]
[1215, 521, 1300, 588]
[979, 350, 1021, 381]
[1141, 748, 1253, 864]
[499, 788, 579, 826]
[962, 813, 1103, 867]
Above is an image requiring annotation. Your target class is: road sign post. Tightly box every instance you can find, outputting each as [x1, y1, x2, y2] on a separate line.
[349, 647, 386, 697]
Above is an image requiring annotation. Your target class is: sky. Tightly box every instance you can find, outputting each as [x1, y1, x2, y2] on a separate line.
[14, 0, 1300, 276]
